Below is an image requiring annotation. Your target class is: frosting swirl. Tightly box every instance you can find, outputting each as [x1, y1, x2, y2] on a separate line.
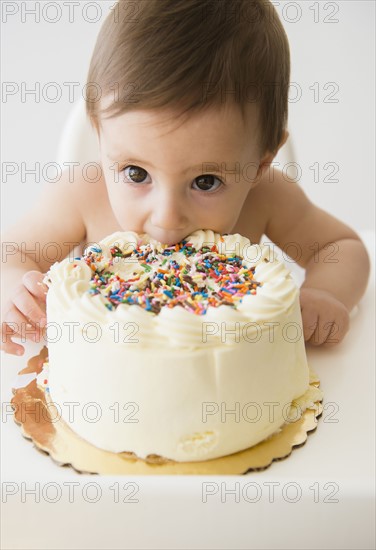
[45, 230, 299, 348]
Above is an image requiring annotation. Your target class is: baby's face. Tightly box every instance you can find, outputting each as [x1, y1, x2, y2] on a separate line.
[98, 102, 263, 245]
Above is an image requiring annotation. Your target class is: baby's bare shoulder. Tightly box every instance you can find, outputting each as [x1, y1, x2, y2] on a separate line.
[235, 167, 320, 244]
[73, 165, 120, 242]
[234, 167, 306, 241]
[249, 167, 320, 241]
[250, 167, 359, 266]
[2, 165, 107, 271]
[255, 167, 313, 217]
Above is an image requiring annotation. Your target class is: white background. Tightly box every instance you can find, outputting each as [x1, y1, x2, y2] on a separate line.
[1, 1, 375, 235]
[1, 3, 375, 550]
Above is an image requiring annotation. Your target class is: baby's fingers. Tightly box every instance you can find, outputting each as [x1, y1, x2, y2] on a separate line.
[301, 308, 319, 342]
[22, 271, 48, 301]
[322, 311, 350, 348]
[12, 284, 47, 327]
[1, 315, 25, 355]
[1, 306, 43, 355]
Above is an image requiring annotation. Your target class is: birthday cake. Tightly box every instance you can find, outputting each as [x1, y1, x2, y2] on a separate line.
[41, 230, 310, 462]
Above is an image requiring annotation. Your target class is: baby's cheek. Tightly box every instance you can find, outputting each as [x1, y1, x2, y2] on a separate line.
[110, 192, 129, 217]
[101, 160, 125, 187]
[110, 189, 143, 229]
[104, 171, 128, 204]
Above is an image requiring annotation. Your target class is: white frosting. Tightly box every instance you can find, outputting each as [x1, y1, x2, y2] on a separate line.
[45, 230, 310, 462]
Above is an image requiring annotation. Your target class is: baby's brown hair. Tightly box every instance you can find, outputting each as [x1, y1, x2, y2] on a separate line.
[85, 0, 290, 156]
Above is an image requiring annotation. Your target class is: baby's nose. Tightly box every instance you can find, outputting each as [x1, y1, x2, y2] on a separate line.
[150, 192, 188, 232]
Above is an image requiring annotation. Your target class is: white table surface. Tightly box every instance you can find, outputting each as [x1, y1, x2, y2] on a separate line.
[1, 232, 375, 550]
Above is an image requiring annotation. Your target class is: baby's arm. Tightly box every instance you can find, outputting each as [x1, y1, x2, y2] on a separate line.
[260, 170, 370, 346]
[1, 170, 86, 355]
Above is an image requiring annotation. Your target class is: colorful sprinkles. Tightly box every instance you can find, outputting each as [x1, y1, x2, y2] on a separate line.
[79, 237, 262, 315]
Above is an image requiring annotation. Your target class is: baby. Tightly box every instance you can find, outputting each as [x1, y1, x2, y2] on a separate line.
[1, 0, 370, 355]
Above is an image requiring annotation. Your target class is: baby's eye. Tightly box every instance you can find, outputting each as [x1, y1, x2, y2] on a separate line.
[122, 165, 151, 184]
[192, 174, 223, 192]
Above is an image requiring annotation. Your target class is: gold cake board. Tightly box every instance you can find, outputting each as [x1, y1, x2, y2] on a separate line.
[11, 346, 323, 475]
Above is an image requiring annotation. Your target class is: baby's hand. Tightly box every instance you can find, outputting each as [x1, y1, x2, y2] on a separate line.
[1, 271, 48, 356]
[299, 287, 350, 347]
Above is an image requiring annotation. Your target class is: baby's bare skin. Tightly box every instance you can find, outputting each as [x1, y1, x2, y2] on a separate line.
[1, 103, 370, 354]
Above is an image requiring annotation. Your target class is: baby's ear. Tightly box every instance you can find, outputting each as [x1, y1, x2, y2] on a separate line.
[254, 130, 290, 184]
[254, 152, 274, 184]
[279, 129, 289, 149]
